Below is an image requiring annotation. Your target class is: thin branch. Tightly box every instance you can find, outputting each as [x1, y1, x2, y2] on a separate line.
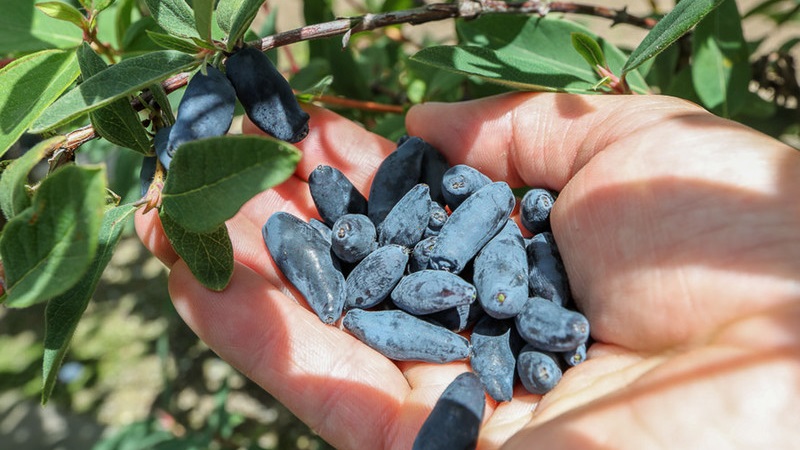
[312, 94, 406, 114]
[57, 0, 656, 152]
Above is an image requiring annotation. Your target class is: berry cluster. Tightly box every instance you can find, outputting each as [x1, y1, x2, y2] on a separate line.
[263, 136, 590, 416]
[140, 46, 309, 196]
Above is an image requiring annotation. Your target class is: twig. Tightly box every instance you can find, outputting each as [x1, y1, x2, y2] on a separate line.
[56, 0, 657, 152]
[312, 94, 405, 114]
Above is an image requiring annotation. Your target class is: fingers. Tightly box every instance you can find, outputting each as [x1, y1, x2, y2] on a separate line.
[167, 260, 411, 450]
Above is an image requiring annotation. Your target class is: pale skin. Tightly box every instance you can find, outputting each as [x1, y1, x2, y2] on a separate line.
[135, 93, 800, 449]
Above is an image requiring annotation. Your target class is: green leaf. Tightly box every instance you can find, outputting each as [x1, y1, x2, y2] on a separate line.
[215, 0, 240, 34]
[146, 30, 202, 53]
[0, 165, 106, 308]
[115, 0, 136, 48]
[0, 137, 62, 219]
[571, 32, 607, 71]
[0, 1, 83, 54]
[449, 16, 649, 94]
[143, 0, 198, 38]
[0, 49, 80, 159]
[76, 43, 151, 154]
[193, 0, 214, 42]
[225, 0, 264, 51]
[159, 211, 233, 291]
[412, 45, 593, 93]
[690, 0, 750, 118]
[35, 1, 86, 29]
[148, 82, 175, 125]
[623, 0, 726, 75]
[161, 135, 301, 233]
[94, 0, 116, 13]
[295, 75, 334, 103]
[30, 50, 197, 133]
[41, 203, 136, 405]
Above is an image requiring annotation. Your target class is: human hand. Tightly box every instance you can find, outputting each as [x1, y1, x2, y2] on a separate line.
[135, 93, 800, 449]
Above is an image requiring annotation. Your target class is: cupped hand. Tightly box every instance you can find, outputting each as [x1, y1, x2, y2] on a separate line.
[135, 93, 800, 449]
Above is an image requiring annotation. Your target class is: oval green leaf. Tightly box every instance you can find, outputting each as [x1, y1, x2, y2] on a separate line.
[0, 1, 82, 54]
[35, 1, 86, 29]
[225, 0, 264, 51]
[146, 30, 202, 53]
[0, 49, 80, 158]
[143, 0, 198, 38]
[159, 210, 234, 291]
[0, 136, 62, 219]
[622, 0, 726, 75]
[77, 43, 152, 154]
[41, 203, 136, 405]
[690, 0, 750, 118]
[438, 16, 649, 94]
[161, 135, 301, 233]
[0, 165, 106, 308]
[30, 50, 197, 133]
[571, 32, 607, 70]
[193, 0, 214, 42]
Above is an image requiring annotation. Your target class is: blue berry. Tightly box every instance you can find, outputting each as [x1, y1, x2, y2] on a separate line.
[225, 46, 309, 143]
[520, 188, 556, 235]
[262, 212, 345, 324]
[342, 309, 471, 363]
[429, 182, 515, 274]
[391, 269, 477, 315]
[470, 316, 519, 402]
[345, 244, 408, 309]
[515, 296, 589, 352]
[527, 231, 571, 306]
[473, 220, 529, 319]
[168, 65, 236, 156]
[441, 164, 491, 210]
[308, 165, 368, 226]
[377, 184, 431, 248]
[332, 214, 377, 263]
[412, 372, 485, 450]
[517, 345, 562, 395]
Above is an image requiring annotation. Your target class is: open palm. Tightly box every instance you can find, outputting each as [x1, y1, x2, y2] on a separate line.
[135, 93, 800, 449]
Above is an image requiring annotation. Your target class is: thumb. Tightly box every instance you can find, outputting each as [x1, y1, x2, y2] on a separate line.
[405, 92, 703, 190]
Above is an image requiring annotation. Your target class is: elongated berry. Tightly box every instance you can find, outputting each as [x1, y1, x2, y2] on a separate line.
[441, 164, 491, 210]
[515, 297, 589, 351]
[527, 231, 571, 305]
[168, 65, 236, 156]
[332, 214, 377, 263]
[308, 165, 368, 226]
[342, 309, 470, 363]
[308, 218, 332, 244]
[139, 156, 157, 197]
[412, 372, 485, 450]
[417, 137, 451, 205]
[563, 343, 587, 367]
[423, 302, 485, 333]
[263, 212, 345, 324]
[517, 345, 562, 395]
[424, 202, 448, 237]
[225, 46, 309, 143]
[377, 184, 431, 248]
[473, 220, 528, 319]
[391, 270, 476, 315]
[367, 138, 425, 225]
[345, 244, 408, 309]
[154, 125, 172, 169]
[520, 188, 556, 235]
[429, 182, 515, 274]
[410, 235, 437, 273]
[470, 316, 519, 402]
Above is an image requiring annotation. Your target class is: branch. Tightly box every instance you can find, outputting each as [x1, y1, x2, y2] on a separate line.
[58, 0, 656, 152]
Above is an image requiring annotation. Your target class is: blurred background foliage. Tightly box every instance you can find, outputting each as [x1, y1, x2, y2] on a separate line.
[0, 0, 798, 448]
